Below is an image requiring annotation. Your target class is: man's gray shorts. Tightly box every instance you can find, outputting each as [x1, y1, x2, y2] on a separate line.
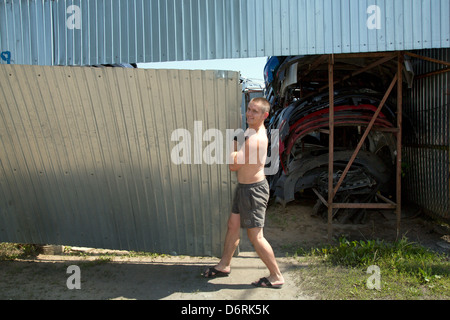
[231, 179, 270, 229]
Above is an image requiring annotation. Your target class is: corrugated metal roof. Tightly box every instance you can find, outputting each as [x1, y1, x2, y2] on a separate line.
[0, 64, 242, 256]
[1, 0, 449, 66]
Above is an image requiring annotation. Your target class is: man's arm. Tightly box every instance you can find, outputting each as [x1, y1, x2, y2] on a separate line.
[229, 134, 260, 171]
[229, 139, 246, 172]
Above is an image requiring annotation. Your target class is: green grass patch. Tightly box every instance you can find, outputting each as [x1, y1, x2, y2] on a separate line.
[292, 237, 450, 299]
[0, 243, 41, 261]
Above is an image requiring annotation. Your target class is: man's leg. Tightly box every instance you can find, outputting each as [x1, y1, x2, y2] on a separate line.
[247, 227, 284, 286]
[203, 213, 240, 277]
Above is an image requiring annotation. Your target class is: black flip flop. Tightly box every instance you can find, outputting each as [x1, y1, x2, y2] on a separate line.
[252, 277, 283, 289]
[202, 267, 230, 278]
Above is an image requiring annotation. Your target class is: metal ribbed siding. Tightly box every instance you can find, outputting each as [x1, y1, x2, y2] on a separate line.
[1, 0, 450, 66]
[44, 0, 450, 64]
[404, 49, 450, 221]
[0, 0, 53, 65]
[0, 64, 241, 256]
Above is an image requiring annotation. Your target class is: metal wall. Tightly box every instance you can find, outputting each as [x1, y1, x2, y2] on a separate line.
[1, 0, 450, 66]
[0, 64, 242, 256]
[404, 49, 450, 221]
[0, 0, 53, 65]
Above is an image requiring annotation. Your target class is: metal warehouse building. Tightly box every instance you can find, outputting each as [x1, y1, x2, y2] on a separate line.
[0, 0, 449, 256]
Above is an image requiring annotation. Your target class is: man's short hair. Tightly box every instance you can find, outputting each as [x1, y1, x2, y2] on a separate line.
[250, 97, 270, 114]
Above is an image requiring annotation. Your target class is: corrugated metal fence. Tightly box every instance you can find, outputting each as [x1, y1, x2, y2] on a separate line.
[0, 64, 242, 256]
[404, 49, 450, 221]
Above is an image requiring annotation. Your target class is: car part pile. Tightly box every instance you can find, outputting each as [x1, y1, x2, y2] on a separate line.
[264, 55, 401, 223]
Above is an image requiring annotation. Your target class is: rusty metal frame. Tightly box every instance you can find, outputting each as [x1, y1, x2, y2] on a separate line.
[321, 50, 450, 241]
[321, 52, 404, 242]
[404, 51, 450, 80]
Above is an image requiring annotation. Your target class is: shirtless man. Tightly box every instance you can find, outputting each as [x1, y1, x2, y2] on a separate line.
[203, 97, 285, 288]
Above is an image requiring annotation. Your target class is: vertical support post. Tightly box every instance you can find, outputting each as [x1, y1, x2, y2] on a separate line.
[327, 55, 334, 242]
[396, 52, 403, 239]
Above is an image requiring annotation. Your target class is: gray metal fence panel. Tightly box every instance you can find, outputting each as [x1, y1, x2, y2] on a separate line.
[404, 48, 450, 221]
[0, 64, 241, 256]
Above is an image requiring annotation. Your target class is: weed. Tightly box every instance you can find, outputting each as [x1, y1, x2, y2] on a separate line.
[292, 237, 450, 299]
[0, 243, 41, 261]
[79, 256, 112, 267]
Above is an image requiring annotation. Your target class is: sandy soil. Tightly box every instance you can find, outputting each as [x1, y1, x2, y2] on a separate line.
[0, 198, 448, 301]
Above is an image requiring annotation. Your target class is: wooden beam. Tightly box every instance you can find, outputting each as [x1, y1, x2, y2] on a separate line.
[416, 67, 450, 79]
[304, 54, 397, 99]
[327, 55, 334, 242]
[299, 55, 328, 78]
[376, 193, 396, 205]
[331, 203, 396, 209]
[312, 188, 328, 206]
[396, 52, 403, 239]
[404, 51, 450, 67]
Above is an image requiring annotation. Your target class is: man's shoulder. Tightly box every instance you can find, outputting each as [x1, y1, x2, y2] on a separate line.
[258, 130, 269, 143]
[245, 127, 268, 144]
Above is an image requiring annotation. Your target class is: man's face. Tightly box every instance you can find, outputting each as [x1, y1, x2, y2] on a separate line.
[246, 102, 268, 127]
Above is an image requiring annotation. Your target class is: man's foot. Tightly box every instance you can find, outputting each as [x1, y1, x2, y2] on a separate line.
[202, 266, 230, 278]
[251, 277, 284, 289]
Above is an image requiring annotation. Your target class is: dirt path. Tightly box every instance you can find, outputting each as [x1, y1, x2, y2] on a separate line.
[0, 238, 310, 300]
[0, 200, 448, 300]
